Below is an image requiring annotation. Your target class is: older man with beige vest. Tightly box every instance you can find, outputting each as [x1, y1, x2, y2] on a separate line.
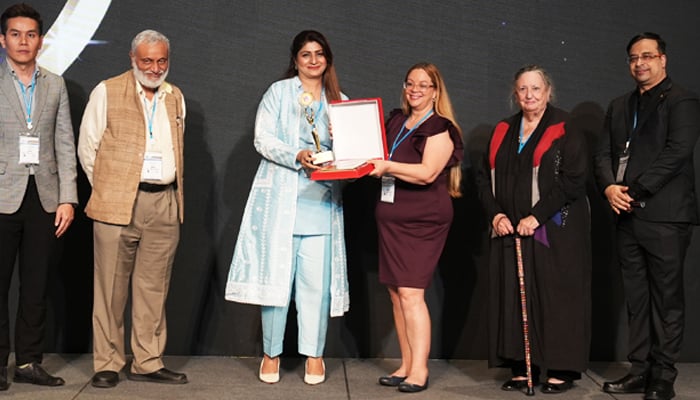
[78, 29, 186, 389]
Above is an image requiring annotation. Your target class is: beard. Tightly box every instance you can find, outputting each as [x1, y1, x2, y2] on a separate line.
[132, 62, 169, 89]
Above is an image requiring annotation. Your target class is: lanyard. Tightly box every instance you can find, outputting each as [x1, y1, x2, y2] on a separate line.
[623, 111, 638, 154]
[18, 72, 37, 130]
[389, 110, 433, 159]
[624, 108, 639, 154]
[518, 117, 532, 154]
[143, 94, 158, 139]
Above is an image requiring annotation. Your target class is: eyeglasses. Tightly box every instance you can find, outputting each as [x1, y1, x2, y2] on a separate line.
[626, 53, 661, 65]
[403, 81, 434, 91]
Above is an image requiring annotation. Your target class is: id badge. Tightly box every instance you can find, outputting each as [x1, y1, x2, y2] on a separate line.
[19, 134, 40, 164]
[142, 151, 163, 181]
[381, 176, 395, 203]
[615, 153, 629, 183]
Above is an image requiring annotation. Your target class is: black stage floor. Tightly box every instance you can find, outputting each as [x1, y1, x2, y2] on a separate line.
[3, 354, 698, 399]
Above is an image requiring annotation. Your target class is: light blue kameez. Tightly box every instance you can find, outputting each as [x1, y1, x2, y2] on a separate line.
[225, 77, 350, 323]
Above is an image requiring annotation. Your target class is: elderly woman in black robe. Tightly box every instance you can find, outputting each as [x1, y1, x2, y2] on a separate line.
[477, 65, 591, 394]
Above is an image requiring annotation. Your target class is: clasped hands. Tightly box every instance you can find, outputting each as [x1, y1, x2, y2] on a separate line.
[604, 184, 633, 214]
[492, 213, 539, 237]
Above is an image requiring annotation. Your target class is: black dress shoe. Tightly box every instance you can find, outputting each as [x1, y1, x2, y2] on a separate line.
[0, 366, 8, 391]
[541, 380, 573, 394]
[644, 379, 675, 400]
[398, 377, 429, 393]
[378, 375, 407, 386]
[13, 363, 65, 386]
[91, 371, 119, 388]
[127, 368, 188, 384]
[502, 378, 538, 391]
[603, 373, 647, 393]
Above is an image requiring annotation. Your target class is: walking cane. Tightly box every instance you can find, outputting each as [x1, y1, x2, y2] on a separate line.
[515, 235, 535, 396]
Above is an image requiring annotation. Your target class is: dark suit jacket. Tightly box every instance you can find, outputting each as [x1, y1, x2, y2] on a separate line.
[0, 59, 77, 214]
[594, 77, 700, 223]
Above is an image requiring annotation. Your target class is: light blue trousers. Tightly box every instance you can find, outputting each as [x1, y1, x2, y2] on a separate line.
[262, 234, 332, 358]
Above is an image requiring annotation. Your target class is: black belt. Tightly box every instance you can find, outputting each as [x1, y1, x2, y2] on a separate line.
[138, 182, 176, 193]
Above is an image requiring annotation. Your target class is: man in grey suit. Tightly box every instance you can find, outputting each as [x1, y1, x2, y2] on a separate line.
[0, 3, 77, 391]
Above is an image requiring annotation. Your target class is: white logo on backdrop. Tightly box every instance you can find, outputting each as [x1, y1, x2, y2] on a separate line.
[36, 0, 112, 75]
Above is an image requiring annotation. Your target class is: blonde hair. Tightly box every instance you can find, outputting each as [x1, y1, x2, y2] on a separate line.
[401, 62, 462, 198]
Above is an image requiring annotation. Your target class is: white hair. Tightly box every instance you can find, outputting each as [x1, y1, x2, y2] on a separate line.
[131, 29, 170, 53]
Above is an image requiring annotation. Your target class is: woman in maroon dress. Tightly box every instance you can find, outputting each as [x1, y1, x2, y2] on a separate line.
[368, 62, 463, 393]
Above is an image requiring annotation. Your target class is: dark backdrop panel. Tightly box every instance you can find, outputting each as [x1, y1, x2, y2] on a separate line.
[11, 0, 699, 361]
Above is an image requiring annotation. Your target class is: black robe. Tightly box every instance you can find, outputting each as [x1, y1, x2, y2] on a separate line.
[477, 105, 592, 373]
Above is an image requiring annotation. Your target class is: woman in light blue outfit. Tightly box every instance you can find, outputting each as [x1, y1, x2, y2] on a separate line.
[225, 30, 349, 386]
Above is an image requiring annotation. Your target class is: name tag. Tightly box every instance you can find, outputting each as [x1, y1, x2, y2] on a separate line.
[142, 151, 163, 181]
[380, 176, 395, 203]
[615, 140, 630, 183]
[19, 135, 40, 164]
[615, 153, 629, 183]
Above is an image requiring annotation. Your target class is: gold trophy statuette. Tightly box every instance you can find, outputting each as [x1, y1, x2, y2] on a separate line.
[300, 91, 334, 165]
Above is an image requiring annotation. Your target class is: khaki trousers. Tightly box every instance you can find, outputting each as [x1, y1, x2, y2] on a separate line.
[92, 187, 179, 374]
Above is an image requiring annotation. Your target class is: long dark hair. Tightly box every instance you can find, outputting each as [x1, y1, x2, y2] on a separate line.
[283, 30, 341, 102]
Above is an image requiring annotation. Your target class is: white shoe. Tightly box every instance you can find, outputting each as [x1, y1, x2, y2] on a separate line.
[303, 359, 325, 385]
[258, 357, 280, 384]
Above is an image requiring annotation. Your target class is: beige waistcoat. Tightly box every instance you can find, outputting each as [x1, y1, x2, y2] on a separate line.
[85, 71, 184, 225]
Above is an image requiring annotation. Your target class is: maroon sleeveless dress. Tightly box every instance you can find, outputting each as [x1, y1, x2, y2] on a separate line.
[375, 109, 463, 288]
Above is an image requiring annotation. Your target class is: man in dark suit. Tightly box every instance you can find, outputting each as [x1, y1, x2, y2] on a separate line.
[595, 32, 700, 400]
[0, 3, 77, 391]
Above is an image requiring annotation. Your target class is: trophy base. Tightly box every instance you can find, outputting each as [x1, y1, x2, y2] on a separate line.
[312, 151, 334, 165]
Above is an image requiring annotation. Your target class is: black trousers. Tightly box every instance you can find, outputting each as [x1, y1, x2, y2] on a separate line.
[617, 216, 692, 383]
[0, 177, 60, 366]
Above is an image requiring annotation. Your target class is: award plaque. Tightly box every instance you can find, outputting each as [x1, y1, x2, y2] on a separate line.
[311, 98, 388, 181]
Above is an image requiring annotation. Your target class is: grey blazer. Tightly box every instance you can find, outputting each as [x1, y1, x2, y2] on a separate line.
[0, 59, 77, 214]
